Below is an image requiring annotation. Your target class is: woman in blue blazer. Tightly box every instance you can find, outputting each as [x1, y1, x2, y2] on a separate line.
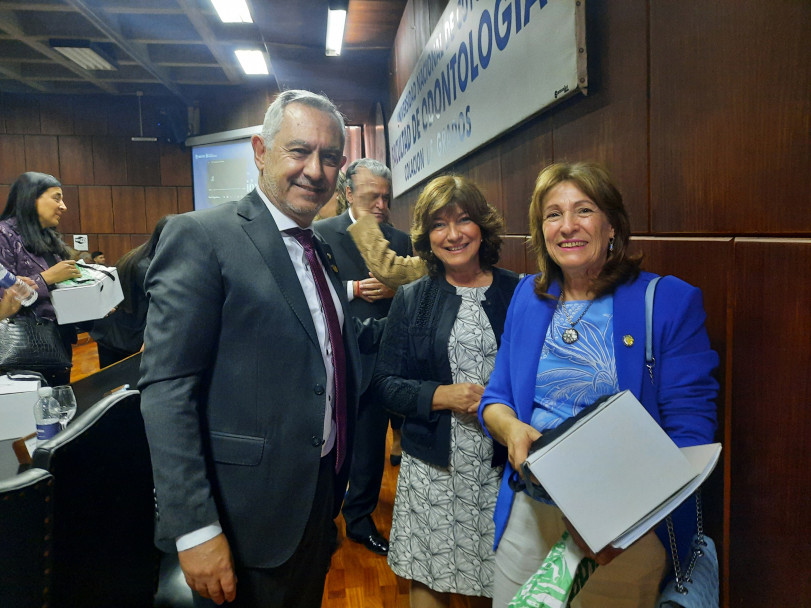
[479, 162, 718, 607]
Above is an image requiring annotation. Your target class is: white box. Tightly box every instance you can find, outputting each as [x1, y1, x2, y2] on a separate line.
[51, 265, 124, 324]
[0, 375, 40, 440]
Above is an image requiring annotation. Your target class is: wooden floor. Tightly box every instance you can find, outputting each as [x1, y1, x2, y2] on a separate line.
[72, 336, 485, 607]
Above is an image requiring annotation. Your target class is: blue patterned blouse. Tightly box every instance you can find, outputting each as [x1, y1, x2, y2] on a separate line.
[531, 295, 620, 432]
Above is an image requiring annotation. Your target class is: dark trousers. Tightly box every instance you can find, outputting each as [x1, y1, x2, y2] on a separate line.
[192, 454, 337, 608]
[341, 391, 389, 537]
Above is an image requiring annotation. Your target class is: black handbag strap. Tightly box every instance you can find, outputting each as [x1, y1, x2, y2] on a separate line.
[73, 262, 117, 284]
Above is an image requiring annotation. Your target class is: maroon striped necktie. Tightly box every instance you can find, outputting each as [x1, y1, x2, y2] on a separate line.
[286, 228, 347, 472]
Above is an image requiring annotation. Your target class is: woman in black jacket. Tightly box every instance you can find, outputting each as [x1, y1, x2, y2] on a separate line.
[373, 175, 518, 608]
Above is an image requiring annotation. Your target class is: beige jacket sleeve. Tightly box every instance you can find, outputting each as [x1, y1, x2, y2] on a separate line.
[347, 214, 427, 290]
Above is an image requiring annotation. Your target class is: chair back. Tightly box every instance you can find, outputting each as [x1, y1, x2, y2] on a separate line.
[32, 389, 159, 607]
[0, 467, 54, 608]
[70, 351, 142, 417]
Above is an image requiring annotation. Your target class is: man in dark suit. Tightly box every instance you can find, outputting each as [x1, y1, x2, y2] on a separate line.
[139, 90, 362, 608]
[314, 159, 412, 556]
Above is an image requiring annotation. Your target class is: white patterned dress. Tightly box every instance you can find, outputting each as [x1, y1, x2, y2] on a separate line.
[387, 285, 503, 597]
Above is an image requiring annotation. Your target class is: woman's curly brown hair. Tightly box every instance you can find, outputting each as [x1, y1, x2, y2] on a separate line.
[411, 175, 504, 278]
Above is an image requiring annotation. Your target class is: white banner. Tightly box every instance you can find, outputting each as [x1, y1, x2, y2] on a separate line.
[388, 0, 587, 197]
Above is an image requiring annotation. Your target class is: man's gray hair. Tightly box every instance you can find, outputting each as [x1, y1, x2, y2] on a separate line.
[261, 89, 346, 150]
[345, 158, 392, 193]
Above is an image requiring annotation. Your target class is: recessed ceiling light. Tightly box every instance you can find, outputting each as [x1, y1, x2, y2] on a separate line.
[325, 8, 347, 56]
[211, 0, 253, 24]
[50, 39, 117, 71]
[235, 50, 268, 75]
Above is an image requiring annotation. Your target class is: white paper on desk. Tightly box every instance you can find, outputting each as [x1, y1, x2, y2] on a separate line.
[524, 390, 720, 554]
[0, 375, 39, 395]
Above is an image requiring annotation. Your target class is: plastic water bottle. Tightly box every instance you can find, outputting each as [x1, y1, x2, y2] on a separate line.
[0, 265, 37, 306]
[34, 386, 61, 442]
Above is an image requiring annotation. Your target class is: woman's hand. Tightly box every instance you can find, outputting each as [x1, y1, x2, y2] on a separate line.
[41, 259, 81, 285]
[482, 403, 542, 474]
[0, 288, 22, 321]
[432, 383, 485, 414]
[0, 277, 39, 320]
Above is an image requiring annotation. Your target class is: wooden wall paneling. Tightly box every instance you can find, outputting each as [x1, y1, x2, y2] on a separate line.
[197, 88, 273, 134]
[145, 187, 178, 230]
[24, 135, 60, 178]
[0, 134, 26, 183]
[3, 94, 40, 134]
[38, 95, 75, 135]
[105, 96, 140, 137]
[159, 143, 191, 186]
[72, 96, 109, 136]
[499, 235, 532, 275]
[499, 120, 554, 235]
[390, 0, 419, 103]
[112, 186, 147, 233]
[95, 234, 133, 266]
[92, 136, 127, 185]
[58, 185, 81, 235]
[126, 140, 161, 186]
[630, 236, 733, 605]
[78, 186, 114, 233]
[177, 187, 193, 214]
[552, 0, 650, 234]
[390, 186, 418, 233]
[0, 185, 9, 206]
[452, 144, 502, 216]
[130, 233, 150, 250]
[649, 1, 811, 234]
[58, 136, 94, 185]
[729, 238, 811, 605]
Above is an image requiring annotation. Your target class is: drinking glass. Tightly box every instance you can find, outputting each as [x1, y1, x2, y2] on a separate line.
[52, 385, 78, 431]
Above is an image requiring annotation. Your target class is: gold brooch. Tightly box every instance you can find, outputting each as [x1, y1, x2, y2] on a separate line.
[623, 335, 634, 347]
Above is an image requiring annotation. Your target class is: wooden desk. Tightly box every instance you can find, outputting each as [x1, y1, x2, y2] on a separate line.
[0, 352, 142, 481]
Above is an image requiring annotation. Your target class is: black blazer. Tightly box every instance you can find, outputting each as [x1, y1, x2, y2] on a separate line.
[314, 209, 413, 322]
[139, 191, 363, 569]
[372, 267, 519, 468]
[315, 210, 412, 391]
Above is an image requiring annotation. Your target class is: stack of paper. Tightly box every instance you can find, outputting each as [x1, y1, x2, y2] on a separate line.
[524, 390, 721, 553]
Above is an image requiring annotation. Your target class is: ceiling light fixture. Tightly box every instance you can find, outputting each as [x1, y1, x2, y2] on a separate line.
[325, 0, 348, 57]
[211, 0, 253, 24]
[235, 50, 268, 75]
[49, 39, 117, 71]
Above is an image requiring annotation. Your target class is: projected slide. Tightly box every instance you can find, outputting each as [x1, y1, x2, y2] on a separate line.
[192, 139, 258, 211]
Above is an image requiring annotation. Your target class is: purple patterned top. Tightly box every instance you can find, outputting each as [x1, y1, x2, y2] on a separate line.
[0, 217, 63, 320]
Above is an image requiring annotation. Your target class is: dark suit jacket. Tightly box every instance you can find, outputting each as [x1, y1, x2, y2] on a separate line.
[138, 190, 363, 569]
[315, 210, 411, 391]
[314, 210, 412, 322]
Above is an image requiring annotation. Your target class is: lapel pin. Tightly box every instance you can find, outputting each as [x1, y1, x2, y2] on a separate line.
[623, 335, 634, 347]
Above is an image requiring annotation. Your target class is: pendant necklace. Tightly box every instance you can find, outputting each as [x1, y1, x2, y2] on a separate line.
[559, 294, 594, 344]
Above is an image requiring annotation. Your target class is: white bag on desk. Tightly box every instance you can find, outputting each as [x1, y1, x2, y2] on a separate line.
[0, 374, 40, 440]
[51, 264, 124, 324]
